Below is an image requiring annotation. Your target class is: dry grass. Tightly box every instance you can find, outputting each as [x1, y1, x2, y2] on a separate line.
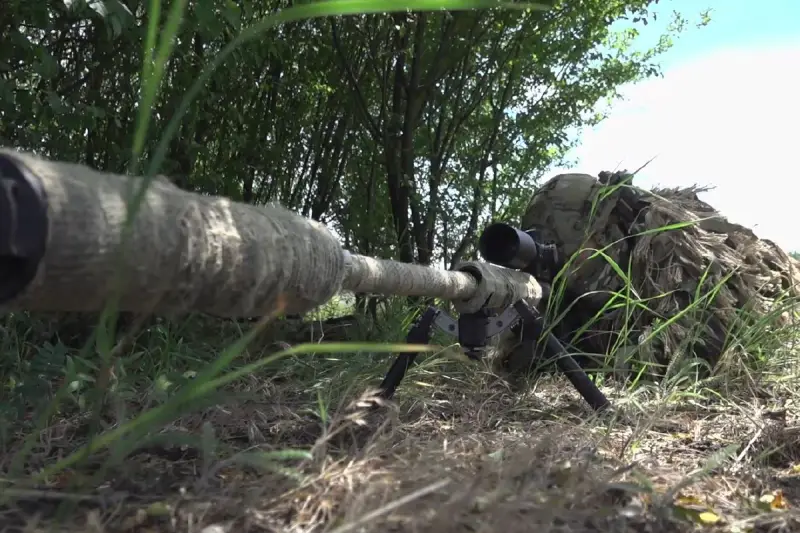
[3, 339, 800, 533]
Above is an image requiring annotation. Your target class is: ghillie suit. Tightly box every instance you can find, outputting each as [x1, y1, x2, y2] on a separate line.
[496, 171, 800, 381]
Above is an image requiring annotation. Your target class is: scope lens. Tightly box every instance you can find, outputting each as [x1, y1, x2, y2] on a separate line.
[479, 224, 520, 265]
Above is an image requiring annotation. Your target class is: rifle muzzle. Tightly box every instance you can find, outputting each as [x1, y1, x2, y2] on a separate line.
[0, 154, 47, 302]
[0, 148, 348, 317]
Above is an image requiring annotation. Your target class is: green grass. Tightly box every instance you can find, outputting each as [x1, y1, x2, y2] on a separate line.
[3, 296, 800, 532]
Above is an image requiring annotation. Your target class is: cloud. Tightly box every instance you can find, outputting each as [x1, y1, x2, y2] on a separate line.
[548, 42, 800, 252]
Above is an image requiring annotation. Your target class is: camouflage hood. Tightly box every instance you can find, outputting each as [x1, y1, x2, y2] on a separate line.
[503, 171, 800, 376]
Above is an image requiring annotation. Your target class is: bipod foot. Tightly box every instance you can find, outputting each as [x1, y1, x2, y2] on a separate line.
[513, 300, 611, 412]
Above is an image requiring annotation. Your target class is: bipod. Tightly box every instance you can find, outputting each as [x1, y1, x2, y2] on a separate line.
[377, 300, 611, 412]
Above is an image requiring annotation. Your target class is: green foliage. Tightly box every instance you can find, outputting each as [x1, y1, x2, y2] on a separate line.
[1, 0, 696, 267]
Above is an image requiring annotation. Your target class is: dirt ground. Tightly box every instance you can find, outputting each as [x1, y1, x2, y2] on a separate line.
[4, 365, 800, 533]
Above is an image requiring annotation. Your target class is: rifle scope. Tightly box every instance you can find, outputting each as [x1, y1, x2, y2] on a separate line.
[478, 222, 559, 274]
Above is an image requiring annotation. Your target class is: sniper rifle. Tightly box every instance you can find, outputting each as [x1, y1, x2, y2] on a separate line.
[0, 148, 609, 412]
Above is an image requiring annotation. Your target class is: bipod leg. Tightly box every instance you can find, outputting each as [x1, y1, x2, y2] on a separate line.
[513, 300, 611, 412]
[377, 306, 437, 401]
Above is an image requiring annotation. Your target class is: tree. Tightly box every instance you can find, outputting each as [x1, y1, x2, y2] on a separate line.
[0, 0, 694, 271]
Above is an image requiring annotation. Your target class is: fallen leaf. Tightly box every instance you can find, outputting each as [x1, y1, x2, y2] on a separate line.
[759, 490, 789, 510]
[673, 494, 723, 526]
[145, 501, 172, 517]
[675, 494, 706, 508]
[698, 511, 721, 524]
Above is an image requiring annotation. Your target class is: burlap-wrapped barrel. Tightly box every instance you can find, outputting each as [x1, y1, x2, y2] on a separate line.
[497, 171, 800, 380]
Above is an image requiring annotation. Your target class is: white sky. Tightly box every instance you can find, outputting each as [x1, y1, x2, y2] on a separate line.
[548, 42, 800, 252]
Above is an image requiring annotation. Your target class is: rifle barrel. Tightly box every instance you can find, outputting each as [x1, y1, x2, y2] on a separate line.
[343, 252, 478, 301]
[0, 147, 539, 318]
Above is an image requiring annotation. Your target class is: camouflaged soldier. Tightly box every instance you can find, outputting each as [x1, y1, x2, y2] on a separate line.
[496, 171, 800, 381]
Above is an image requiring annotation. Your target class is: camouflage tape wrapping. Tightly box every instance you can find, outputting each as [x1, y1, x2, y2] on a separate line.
[0, 147, 542, 317]
[343, 253, 479, 300]
[343, 255, 543, 312]
[0, 147, 346, 316]
[453, 261, 543, 313]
